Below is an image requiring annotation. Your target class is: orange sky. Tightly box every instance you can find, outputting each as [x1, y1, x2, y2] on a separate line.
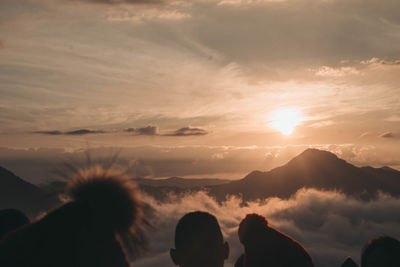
[0, 0, 399, 176]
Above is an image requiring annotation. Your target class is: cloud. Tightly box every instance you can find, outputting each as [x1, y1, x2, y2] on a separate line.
[125, 126, 159, 135]
[315, 66, 360, 77]
[34, 129, 106, 135]
[361, 58, 400, 67]
[385, 115, 400, 122]
[0, 40, 4, 49]
[166, 127, 208, 136]
[134, 189, 400, 267]
[124, 126, 208, 136]
[74, 0, 163, 5]
[380, 132, 398, 139]
[107, 9, 191, 22]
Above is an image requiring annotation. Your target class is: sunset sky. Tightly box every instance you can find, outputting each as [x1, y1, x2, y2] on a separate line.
[1, 0, 400, 180]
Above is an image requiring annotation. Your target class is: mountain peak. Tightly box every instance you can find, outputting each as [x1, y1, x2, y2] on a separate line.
[287, 148, 344, 167]
[297, 148, 339, 159]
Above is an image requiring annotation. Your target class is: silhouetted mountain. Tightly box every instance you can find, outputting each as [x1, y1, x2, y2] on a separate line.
[209, 149, 400, 201]
[0, 166, 60, 217]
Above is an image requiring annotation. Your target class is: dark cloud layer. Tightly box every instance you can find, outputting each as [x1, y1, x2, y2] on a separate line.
[34, 129, 105, 135]
[166, 127, 208, 136]
[380, 132, 398, 138]
[34, 126, 207, 137]
[75, 0, 162, 5]
[125, 126, 158, 135]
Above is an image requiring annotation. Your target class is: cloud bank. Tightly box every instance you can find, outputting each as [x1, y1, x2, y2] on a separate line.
[135, 189, 400, 267]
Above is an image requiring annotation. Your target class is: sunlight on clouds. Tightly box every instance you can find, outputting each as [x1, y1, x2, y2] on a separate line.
[136, 189, 400, 267]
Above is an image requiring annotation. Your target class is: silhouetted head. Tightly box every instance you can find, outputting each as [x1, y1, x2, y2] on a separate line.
[1, 166, 143, 267]
[238, 213, 268, 245]
[361, 236, 400, 267]
[0, 209, 30, 239]
[170, 211, 229, 267]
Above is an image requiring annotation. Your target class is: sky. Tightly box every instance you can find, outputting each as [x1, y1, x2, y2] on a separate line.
[1, 0, 400, 180]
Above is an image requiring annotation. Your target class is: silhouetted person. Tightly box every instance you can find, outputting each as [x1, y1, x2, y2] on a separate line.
[170, 211, 229, 267]
[361, 236, 400, 267]
[0, 166, 143, 267]
[0, 209, 30, 239]
[340, 257, 358, 267]
[235, 213, 314, 267]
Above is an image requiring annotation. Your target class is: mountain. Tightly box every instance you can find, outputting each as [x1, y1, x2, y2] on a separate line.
[0, 166, 60, 217]
[209, 149, 400, 201]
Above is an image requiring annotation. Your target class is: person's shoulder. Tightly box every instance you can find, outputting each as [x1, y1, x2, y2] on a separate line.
[270, 228, 313, 265]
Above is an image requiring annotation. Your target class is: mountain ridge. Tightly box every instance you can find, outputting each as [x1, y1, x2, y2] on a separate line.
[208, 149, 400, 201]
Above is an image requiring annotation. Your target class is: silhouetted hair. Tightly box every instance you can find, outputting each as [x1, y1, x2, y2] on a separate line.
[0, 209, 30, 239]
[361, 236, 400, 267]
[65, 165, 142, 234]
[0, 165, 143, 267]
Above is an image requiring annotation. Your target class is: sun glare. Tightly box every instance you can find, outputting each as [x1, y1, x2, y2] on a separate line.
[268, 108, 303, 136]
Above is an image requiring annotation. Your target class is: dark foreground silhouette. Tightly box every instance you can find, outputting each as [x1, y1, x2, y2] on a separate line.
[170, 211, 229, 267]
[0, 166, 142, 267]
[0, 209, 30, 239]
[235, 213, 314, 267]
[340, 257, 358, 267]
[361, 236, 400, 267]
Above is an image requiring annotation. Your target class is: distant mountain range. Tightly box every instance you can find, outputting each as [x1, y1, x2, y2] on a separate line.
[1, 149, 400, 216]
[209, 149, 400, 201]
[135, 177, 229, 188]
[0, 167, 60, 217]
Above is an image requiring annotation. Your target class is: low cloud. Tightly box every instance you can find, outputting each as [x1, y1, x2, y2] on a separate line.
[166, 127, 208, 136]
[125, 126, 159, 136]
[135, 189, 400, 267]
[34, 129, 106, 135]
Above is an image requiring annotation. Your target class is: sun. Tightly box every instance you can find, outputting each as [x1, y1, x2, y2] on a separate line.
[268, 108, 303, 136]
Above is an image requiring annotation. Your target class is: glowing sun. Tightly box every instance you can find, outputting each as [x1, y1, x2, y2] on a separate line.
[268, 108, 303, 136]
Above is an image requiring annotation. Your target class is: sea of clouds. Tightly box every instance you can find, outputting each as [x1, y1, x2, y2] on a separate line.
[134, 189, 400, 267]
